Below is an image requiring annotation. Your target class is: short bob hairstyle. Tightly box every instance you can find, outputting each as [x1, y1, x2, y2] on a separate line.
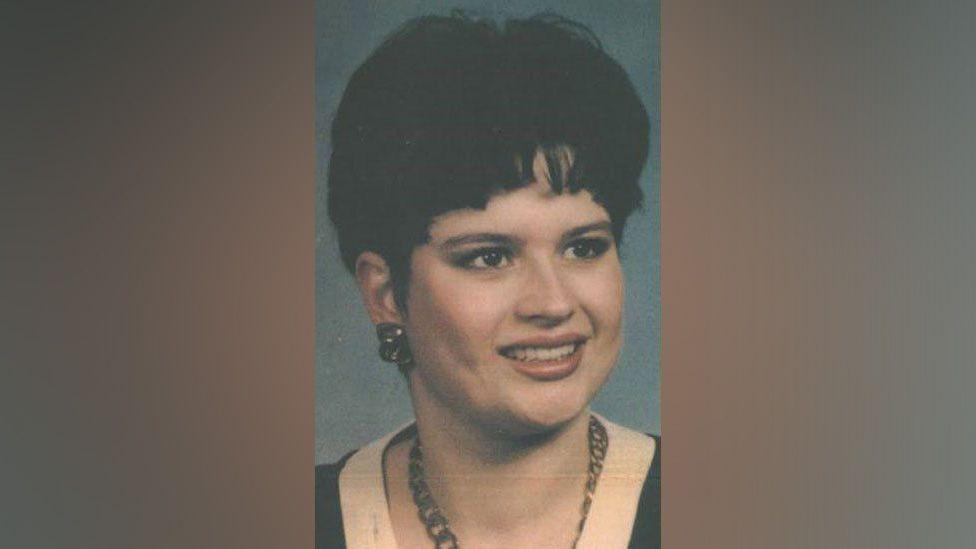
[327, 12, 650, 305]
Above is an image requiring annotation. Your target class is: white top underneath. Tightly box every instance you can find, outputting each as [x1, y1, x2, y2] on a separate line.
[338, 414, 656, 549]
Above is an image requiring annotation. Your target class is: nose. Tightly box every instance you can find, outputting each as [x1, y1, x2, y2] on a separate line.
[514, 259, 575, 326]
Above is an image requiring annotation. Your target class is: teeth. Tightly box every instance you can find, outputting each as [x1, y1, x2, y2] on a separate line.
[504, 343, 577, 362]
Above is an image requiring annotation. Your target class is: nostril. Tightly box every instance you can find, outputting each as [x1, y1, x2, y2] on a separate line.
[517, 302, 575, 326]
[514, 261, 576, 321]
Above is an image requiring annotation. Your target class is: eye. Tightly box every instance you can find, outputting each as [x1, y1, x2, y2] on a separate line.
[563, 238, 611, 260]
[459, 248, 512, 269]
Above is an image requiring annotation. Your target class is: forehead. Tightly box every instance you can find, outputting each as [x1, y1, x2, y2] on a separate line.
[428, 180, 610, 242]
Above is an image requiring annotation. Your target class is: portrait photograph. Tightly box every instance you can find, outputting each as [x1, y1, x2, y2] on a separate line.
[315, 1, 661, 547]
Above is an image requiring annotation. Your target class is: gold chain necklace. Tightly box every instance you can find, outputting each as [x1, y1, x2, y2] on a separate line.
[407, 415, 609, 549]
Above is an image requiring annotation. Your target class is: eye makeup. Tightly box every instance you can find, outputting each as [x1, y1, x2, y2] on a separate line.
[450, 246, 515, 270]
[562, 236, 612, 260]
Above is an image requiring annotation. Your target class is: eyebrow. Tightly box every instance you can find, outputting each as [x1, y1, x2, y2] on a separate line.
[438, 233, 520, 248]
[563, 221, 613, 240]
[436, 221, 613, 249]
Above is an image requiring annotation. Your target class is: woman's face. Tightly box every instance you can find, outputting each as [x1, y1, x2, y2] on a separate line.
[403, 173, 624, 436]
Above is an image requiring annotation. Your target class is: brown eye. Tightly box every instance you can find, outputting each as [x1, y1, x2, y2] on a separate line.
[476, 250, 505, 267]
[461, 248, 512, 269]
[564, 238, 610, 260]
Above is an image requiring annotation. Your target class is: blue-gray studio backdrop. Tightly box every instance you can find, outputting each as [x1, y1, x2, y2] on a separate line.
[316, 0, 660, 464]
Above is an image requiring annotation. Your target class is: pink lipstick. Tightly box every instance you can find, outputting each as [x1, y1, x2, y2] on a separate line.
[498, 334, 587, 381]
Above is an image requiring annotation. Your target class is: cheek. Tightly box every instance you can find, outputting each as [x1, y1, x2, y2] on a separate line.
[406, 265, 510, 364]
[572, 260, 624, 337]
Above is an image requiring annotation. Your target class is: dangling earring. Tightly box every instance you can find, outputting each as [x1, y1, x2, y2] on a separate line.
[376, 322, 413, 370]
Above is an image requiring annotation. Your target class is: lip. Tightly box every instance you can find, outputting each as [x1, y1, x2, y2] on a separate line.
[498, 333, 587, 351]
[497, 333, 588, 382]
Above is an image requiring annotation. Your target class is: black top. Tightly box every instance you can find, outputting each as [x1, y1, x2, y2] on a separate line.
[315, 435, 660, 549]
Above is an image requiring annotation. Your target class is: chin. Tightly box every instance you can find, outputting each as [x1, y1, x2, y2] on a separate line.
[499, 389, 592, 437]
[503, 369, 609, 433]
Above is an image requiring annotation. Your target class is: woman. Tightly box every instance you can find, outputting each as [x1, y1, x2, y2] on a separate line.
[316, 12, 659, 548]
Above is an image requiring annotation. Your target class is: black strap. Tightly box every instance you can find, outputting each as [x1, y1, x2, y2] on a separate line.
[315, 450, 355, 549]
[629, 434, 661, 548]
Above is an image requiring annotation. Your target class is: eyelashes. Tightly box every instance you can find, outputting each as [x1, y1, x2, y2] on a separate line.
[450, 237, 612, 271]
[563, 237, 610, 260]
[452, 247, 513, 270]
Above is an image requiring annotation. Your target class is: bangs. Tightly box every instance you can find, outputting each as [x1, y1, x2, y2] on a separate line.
[328, 12, 649, 283]
[508, 144, 583, 195]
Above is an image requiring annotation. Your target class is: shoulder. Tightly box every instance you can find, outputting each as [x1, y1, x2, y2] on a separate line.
[587, 416, 660, 548]
[646, 433, 660, 479]
[314, 424, 417, 549]
[314, 450, 356, 549]
[630, 433, 661, 549]
[595, 416, 658, 473]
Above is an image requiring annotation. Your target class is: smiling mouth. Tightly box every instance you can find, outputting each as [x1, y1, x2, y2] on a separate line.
[499, 342, 582, 362]
[498, 339, 587, 381]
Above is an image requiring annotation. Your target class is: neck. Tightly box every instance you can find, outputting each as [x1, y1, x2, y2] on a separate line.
[406, 384, 592, 542]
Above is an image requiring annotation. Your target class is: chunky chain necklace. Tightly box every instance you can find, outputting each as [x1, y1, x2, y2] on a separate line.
[407, 415, 609, 549]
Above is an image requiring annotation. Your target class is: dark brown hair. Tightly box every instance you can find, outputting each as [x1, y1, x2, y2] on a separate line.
[327, 12, 650, 306]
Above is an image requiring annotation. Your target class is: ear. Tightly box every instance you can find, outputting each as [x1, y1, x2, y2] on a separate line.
[355, 251, 404, 325]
